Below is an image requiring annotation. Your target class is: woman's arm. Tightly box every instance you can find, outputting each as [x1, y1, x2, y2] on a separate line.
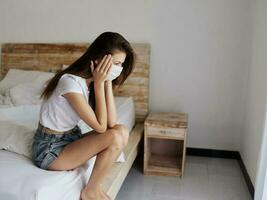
[63, 55, 111, 133]
[94, 81, 108, 131]
[105, 80, 117, 128]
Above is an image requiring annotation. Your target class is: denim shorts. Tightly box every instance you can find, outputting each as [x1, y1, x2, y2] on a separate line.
[31, 123, 83, 170]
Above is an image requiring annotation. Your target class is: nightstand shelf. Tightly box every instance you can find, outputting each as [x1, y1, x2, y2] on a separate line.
[144, 112, 188, 177]
[147, 154, 183, 176]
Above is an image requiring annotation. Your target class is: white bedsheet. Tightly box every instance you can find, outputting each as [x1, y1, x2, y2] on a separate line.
[0, 150, 96, 200]
[0, 96, 135, 200]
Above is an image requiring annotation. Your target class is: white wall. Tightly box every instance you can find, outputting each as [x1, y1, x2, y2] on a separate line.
[240, 0, 267, 186]
[262, 171, 267, 200]
[255, 105, 267, 200]
[0, 0, 251, 150]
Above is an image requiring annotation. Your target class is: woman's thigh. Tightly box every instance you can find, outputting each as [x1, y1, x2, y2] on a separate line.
[47, 129, 117, 171]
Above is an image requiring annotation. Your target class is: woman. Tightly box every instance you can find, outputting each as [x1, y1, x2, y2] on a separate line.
[31, 32, 136, 200]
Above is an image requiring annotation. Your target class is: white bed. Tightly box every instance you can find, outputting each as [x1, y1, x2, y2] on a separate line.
[0, 150, 94, 200]
[0, 96, 136, 200]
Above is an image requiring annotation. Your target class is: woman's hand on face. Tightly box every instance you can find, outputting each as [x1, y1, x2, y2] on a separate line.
[90, 54, 113, 85]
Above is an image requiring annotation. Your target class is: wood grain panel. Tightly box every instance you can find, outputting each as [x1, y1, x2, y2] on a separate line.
[1, 43, 150, 122]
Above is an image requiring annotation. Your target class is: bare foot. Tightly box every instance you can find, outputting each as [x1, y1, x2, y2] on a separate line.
[80, 187, 103, 200]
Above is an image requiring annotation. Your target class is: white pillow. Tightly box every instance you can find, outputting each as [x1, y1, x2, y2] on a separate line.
[0, 121, 35, 158]
[0, 90, 14, 106]
[9, 81, 45, 105]
[1, 69, 55, 105]
[0, 69, 55, 94]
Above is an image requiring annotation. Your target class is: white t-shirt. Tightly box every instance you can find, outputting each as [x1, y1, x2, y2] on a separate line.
[39, 73, 90, 131]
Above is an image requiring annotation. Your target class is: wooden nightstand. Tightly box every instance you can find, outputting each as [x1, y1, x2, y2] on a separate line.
[143, 112, 188, 177]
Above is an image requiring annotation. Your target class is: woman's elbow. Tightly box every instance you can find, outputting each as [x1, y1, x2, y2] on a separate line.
[96, 126, 107, 133]
[107, 118, 117, 129]
[107, 122, 117, 129]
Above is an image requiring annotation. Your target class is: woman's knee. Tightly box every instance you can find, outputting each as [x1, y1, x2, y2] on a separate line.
[108, 129, 124, 150]
[112, 124, 129, 147]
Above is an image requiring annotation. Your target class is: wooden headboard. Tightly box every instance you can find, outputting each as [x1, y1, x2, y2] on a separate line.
[0, 43, 150, 122]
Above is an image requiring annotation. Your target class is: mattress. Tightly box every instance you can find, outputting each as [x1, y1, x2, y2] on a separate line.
[0, 150, 96, 200]
[0, 96, 135, 200]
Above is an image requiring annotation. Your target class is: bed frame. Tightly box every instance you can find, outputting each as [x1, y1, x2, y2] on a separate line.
[0, 43, 150, 199]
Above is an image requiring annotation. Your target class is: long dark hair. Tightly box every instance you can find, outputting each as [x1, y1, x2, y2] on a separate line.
[40, 32, 136, 110]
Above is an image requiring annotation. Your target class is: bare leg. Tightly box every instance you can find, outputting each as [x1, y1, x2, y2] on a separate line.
[81, 124, 129, 200]
[47, 124, 129, 200]
[81, 144, 122, 200]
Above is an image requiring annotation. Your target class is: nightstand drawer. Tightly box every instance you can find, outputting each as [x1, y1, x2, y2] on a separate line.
[146, 126, 185, 139]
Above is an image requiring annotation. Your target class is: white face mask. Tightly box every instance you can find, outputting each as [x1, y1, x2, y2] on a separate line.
[106, 64, 123, 81]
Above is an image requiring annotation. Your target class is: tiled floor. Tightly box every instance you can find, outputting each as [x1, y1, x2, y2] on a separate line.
[116, 156, 252, 200]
